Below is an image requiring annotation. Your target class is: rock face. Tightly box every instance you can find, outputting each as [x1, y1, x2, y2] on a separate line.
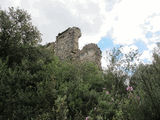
[47, 27, 102, 69]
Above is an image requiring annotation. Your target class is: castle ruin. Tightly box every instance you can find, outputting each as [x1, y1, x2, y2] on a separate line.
[47, 27, 102, 69]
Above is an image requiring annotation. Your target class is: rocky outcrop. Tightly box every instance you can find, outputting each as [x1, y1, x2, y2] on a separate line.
[47, 27, 102, 69]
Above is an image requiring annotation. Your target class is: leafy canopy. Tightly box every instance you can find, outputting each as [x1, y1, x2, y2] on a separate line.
[0, 7, 41, 65]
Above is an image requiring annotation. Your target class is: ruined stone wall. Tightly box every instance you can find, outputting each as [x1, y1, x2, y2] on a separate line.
[46, 42, 55, 53]
[47, 27, 102, 69]
[55, 27, 81, 60]
[80, 43, 101, 69]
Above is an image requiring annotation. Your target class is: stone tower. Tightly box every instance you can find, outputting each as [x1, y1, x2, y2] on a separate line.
[55, 27, 81, 60]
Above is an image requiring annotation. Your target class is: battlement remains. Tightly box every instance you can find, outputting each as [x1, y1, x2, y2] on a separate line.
[47, 27, 102, 69]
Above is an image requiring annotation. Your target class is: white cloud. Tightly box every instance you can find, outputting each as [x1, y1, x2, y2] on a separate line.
[20, 0, 111, 48]
[105, 0, 160, 63]
[142, 14, 160, 44]
[110, 0, 154, 44]
[0, 0, 120, 48]
[140, 50, 153, 63]
[101, 49, 110, 69]
[104, 0, 122, 11]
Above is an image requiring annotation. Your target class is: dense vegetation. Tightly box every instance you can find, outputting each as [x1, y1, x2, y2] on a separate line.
[0, 8, 160, 120]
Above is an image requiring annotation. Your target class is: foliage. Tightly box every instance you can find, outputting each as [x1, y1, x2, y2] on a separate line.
[0, 7, 160, 120]
[0, 7, 41, 66]
[130, 44, 160, 120]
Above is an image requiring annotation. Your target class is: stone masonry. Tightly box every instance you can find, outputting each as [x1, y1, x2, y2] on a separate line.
[55, 27, 81, 60]
[47, 27, 102, 69]
[79, 43, 102, 69]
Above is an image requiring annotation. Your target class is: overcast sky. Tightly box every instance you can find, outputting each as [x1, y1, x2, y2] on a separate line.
[1, 0, 160, 68]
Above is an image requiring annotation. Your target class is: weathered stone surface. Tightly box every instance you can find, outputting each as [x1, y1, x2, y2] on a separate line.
[80, 43, 102, 69]
[46, 42, 56, 53]
[47, 27, 102, 69]
[55, 27, 81, 60]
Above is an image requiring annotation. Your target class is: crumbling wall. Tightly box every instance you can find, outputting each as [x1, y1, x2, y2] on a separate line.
[55, 27, 81, 60]
[47, 27, 102, 69]
[46, 42, 55, 53]
[80, 43, 101, 69]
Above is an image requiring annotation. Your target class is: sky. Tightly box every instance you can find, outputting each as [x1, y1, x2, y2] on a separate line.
[0, 0, 160, 68]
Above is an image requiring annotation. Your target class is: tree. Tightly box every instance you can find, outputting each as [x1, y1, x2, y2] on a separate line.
[130, 44, 160, 120]
[104, 46, 139, 95]
[0, 7, 41, 66]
